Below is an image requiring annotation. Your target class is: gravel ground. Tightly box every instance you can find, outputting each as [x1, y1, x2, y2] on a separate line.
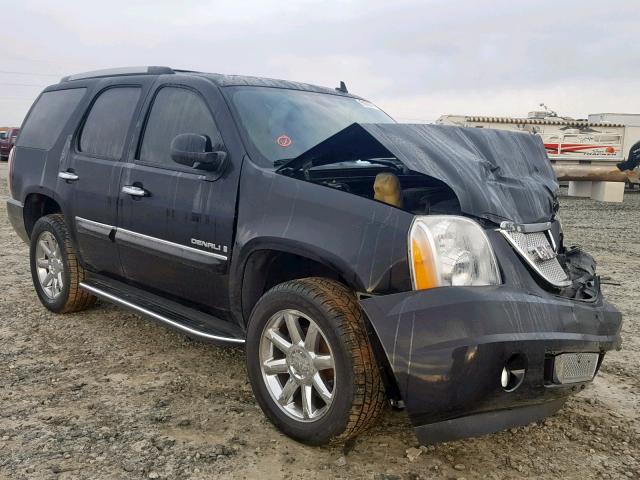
[0, 161, 638, 479]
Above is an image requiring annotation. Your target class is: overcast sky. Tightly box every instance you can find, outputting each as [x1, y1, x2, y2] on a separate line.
[2, 0, 639, 126]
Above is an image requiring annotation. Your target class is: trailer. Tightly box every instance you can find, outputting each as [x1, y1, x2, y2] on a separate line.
[437, 110, 640, 202]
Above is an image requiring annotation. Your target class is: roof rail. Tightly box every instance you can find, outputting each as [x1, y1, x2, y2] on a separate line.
[60, 66, 174, 83]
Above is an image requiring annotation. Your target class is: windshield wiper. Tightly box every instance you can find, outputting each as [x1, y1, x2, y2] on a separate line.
[358, 158, 406, 171]
[273, 157, 297, 167]
[275, 156, 406, 176]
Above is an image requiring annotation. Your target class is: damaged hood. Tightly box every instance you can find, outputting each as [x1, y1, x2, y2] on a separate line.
[280, 123, 559, 224]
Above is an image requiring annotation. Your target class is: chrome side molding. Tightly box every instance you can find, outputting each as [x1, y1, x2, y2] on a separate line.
[115, 227, 228, 262]
[75, 216, 114, 238]
[74, 216, 228, 262]
[79, 282, 245, 344]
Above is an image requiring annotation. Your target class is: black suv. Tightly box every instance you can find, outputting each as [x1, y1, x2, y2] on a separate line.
[6, 66, 621, 446]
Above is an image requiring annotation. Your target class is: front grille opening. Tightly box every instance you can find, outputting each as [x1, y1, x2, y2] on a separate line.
[500, 228, 571, 288]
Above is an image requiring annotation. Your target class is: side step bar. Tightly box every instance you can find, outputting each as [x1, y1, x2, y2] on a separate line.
[79, 280, 245, 344]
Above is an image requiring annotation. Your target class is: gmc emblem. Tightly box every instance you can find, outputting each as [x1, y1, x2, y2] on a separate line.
[530, 244, 556, 261]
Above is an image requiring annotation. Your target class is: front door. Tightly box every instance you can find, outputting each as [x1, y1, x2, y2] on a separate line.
[116, 82, 235, 315]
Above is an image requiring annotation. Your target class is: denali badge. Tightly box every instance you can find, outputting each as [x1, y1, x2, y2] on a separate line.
[530, 244, 556, 261]
[191, 238, 228, 253]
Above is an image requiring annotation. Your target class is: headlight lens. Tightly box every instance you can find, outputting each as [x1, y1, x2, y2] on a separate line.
[409, 215, 501, 290]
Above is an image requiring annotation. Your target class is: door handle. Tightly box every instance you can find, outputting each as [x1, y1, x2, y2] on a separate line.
[58, 171, 79, 182]
[122, 185, 147, 197]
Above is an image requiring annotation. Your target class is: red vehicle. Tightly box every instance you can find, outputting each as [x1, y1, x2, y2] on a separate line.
[0, 127, 20, 160]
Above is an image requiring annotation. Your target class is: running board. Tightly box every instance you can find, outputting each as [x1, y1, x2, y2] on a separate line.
[79, 279, 245, 344]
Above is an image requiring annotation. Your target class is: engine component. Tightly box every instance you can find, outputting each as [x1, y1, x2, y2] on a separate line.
[373, 172, 403, 208]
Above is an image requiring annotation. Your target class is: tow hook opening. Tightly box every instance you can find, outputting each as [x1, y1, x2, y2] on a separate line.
[501, 354, 527, 392]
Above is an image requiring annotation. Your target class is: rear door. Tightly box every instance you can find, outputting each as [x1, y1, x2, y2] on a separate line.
[116, 77, 238, 315]
[65, 79, 152, 275]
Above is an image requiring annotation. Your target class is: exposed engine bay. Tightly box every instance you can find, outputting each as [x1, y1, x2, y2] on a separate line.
[275, 123, 559, 225]
[301, 161, 462, 215]
[287, 160, 598, 302]
[276, 123, 601, 302]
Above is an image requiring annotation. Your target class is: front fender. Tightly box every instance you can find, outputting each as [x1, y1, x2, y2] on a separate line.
[230, 160, 414, 320]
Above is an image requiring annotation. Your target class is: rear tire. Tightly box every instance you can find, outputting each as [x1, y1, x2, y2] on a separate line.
[246, 277, 386, 445]
[30, 214, 96, 313]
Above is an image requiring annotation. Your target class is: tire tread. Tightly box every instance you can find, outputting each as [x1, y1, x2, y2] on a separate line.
[34, 214, 96, 313]
[267, 277, 387, 442]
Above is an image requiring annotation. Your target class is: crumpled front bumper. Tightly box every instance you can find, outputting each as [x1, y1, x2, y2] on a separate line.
[360, 285, 622, 444]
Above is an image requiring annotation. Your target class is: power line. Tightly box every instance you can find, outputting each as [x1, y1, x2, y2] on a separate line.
[0, 82, 47, 87]
[0, 70, 61, 77]
[395, 117, 435, 123]
[4, 54, 104, 69]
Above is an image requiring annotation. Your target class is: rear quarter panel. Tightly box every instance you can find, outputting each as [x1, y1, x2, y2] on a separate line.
[11, 85, 93, 208]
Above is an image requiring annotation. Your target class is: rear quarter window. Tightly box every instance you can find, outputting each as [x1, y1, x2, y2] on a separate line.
[79, 87, 141, 159]
[17, 88, 86, 150]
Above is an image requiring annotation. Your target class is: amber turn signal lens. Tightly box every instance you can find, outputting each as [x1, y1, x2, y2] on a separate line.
[410, 227, 438, 290]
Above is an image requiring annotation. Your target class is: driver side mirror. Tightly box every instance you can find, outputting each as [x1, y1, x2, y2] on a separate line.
[170, 133, 227, 173]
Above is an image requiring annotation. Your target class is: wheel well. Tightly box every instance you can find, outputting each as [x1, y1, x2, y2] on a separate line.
[240, 249, 402, 403]
[23, 194, 62, 238]
[241, 250, 347, 322]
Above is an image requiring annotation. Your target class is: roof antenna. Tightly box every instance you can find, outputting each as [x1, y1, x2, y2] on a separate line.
[539, 102, 557, 117]
[335, 81, 348, 93]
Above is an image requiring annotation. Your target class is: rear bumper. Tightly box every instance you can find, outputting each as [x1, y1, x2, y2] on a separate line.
[360, 286, 622, 444]
[6, 199, 28, 243]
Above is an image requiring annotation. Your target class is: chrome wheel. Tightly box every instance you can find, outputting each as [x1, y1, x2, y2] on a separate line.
[35, 231, 64, 299]
[259, 309, 336, 422]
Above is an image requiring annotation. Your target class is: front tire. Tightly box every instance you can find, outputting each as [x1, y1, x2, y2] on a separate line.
[30, 214, 96, 313]
[246, 277, 386, 445]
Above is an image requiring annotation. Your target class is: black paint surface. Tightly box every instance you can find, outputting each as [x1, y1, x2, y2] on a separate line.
[285, 122, 558, 224]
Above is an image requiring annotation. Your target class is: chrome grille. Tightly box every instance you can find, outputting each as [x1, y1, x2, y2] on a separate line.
[552, 352, 599, 384]
[500, 228, 571, 287]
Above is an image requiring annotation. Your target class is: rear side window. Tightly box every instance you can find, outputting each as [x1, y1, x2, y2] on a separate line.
[139, 87, 223, 167]
[17, 88, 86, 150]
[79, 87, 141, 159]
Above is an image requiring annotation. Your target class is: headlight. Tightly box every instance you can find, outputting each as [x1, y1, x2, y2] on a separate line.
[409, 215, 501, 290]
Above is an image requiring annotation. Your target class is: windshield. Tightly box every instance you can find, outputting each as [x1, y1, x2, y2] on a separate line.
[227, 86, 394, 165]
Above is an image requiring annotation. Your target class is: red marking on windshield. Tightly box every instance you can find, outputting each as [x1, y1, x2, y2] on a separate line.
[276, 135, 292, 147]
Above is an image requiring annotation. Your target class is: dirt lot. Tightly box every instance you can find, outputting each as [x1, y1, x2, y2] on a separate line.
[0, 162, 638, 480]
